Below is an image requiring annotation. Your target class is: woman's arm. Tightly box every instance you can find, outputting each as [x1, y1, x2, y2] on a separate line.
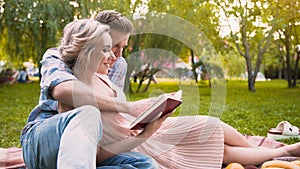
[96, 112, 171, 163]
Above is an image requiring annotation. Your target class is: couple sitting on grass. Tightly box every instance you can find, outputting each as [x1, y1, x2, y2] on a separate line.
[8, 10, 300, 169]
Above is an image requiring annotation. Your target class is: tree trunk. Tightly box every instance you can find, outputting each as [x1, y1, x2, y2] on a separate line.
[142, 78, 152, 93]
[292, 51, 300, 87]
[245, 56, 256, 92]
[136, 72, 147, 93]
[240, 15, 256, 92]
[248, 78, 256, 91]
[278, 64, 282, 79]
[190, 49, 198, 83]
[285, 40, 292, 88]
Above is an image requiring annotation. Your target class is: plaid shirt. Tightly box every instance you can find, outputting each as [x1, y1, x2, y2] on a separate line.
[108, 57, 127, 90]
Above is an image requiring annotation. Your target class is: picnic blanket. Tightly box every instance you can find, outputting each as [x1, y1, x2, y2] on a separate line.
[0, 135, 289, 169]
[0, 147, 24, 169]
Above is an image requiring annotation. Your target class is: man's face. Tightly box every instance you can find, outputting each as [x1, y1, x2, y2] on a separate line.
[109, 29, 130, 66]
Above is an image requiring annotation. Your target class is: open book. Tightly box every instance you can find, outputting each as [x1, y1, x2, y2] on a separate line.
[130, 90, 183, 130]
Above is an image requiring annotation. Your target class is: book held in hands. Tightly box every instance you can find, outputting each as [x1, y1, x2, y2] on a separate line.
[130, 90, 183, 130]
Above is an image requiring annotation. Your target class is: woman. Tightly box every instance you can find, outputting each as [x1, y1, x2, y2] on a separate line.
[21, 19, 159, 169]
[62, 19, 300, 169]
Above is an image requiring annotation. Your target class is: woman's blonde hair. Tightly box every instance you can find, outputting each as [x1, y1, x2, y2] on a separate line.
[59, 19, 110, 83]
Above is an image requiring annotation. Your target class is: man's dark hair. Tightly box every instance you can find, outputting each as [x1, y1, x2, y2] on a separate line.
[95, 10, 133, 33]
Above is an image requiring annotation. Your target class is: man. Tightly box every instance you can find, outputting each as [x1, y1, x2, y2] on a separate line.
[95, 10, 130, 90]
[20, 11, 159, 168]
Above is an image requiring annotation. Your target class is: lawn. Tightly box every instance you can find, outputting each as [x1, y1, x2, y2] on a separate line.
[0, 79, 299, 148]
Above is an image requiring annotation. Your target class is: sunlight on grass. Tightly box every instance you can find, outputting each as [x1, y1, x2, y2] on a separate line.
[0, 79, 299, 147]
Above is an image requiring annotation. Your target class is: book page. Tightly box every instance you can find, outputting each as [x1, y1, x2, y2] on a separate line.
[130, 90, 182, 130]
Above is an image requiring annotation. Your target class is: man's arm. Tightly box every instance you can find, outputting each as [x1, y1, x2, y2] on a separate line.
[42, 48, 133, 114]
[51, 79, 132, 113]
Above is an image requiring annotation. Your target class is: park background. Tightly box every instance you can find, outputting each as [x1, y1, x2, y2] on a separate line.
[0, 0, 300, 148]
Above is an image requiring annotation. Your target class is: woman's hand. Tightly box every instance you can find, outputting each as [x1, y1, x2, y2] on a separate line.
[128, 95, 163, 117]
[96, 111, 172, 163]
[137, 112, 172, 138]
[128, 93, 175, 117]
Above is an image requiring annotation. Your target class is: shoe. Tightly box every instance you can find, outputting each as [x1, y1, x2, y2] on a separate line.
[267, 121, 300, 140]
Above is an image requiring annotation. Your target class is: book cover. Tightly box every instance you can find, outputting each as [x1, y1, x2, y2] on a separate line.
[130, 90, 182, 130]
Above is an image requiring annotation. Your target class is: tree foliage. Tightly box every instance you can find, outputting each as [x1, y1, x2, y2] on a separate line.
[145, 0, 225, 83]
[1, 0, 298, 91]
[0, 0, 132, 68]
[214, 0, 281, 91]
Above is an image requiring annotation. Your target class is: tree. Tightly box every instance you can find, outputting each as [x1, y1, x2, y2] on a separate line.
[128, 34, 185, 93]
[0, 0, 133, 68]
[143, 0, 225, 84]
[261, 42, 284, 79]
[274, 0, 300, 87]
[1, 0, 74, 67]
[216, 0, 279, 92]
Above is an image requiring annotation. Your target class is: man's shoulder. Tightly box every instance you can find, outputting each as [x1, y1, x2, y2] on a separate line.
[118, 57, 126, 61]
[42, 48, 60, 60]
[115, 57, 127, 66]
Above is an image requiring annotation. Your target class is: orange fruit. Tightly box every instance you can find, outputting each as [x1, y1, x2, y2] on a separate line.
[225, 162, 245, 169]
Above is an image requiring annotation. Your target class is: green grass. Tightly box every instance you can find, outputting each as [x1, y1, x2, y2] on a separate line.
[1, 79, 299, 148]
[131, 79, 300, 144]
[222, 80, 300, 137]
[0, 82, 40, 147]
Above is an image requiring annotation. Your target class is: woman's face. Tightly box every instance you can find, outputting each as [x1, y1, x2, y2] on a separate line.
[96, 32, 116, 74]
